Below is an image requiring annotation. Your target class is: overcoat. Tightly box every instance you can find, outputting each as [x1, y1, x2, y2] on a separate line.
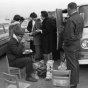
[49, 17, 57, 52]
[41, 17, 51, 54]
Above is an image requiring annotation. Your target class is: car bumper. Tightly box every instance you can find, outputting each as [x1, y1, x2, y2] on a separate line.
[78, 59, 88, 65]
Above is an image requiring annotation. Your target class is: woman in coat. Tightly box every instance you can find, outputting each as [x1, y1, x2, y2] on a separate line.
[30, 18, 43, 61]
[38, 11, 51, 64]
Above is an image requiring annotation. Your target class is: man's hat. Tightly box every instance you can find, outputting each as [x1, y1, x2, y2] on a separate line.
[13, 29, 24, 36]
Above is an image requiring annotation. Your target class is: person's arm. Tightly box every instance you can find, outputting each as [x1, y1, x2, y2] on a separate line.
[64, 19, 75, 44]
[31, 31, 41, 36]
[66, 19, 75, 40]
[31, 21, 41, 36]
[9, 40, 24, 55]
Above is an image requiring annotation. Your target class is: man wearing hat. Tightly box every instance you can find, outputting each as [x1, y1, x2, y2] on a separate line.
[6, 29, 38, 82]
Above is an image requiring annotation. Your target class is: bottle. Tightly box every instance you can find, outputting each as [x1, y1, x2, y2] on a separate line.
[45, 60, 54, 80]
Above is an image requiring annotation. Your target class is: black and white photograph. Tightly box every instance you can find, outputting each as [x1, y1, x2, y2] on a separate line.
[0, 0, 88, 88]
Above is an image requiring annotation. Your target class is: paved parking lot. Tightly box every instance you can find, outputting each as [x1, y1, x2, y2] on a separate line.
[0, 55, 60, 88]
[0, 55, 88, 88]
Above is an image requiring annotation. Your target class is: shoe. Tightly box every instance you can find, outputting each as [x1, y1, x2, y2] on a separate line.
[26, 76, 38, 82]
[70, 86, 77, 88]
[70, 85, 77, 88]
[32, 71, 39, 80]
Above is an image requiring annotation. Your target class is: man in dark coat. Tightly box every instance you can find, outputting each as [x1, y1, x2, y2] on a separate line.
[6, 29, 38, 82]
[63, 2, 84, 88]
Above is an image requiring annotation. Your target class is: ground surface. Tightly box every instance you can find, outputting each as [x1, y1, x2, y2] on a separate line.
[0, 55, 88, 88]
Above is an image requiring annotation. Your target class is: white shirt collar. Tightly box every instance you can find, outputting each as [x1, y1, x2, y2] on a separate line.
[32, 20, 35, 26]
[31, 20, 35, 31]
[13, 34, 19, 42]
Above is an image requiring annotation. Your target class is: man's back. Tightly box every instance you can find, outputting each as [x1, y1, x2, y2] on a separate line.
[70, 12, 84, 38]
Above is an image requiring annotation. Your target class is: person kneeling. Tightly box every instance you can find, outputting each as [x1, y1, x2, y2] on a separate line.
[6, 29, 38, 82]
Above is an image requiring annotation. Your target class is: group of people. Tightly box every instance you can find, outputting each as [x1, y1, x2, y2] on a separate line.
[27, 11, 58, 63]
[6, 9, 58, 82]
[7, 14, 39, 82]
[6, 2, 84, 88]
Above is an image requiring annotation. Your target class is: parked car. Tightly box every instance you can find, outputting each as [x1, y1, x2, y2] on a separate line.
[0, 23, 9, 56]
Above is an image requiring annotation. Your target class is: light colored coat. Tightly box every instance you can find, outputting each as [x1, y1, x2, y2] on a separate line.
[32, 19, 42, 45]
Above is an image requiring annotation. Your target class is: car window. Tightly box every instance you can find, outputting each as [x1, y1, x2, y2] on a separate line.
[0, 23, 9, 40]
[79, 5, 88, 27]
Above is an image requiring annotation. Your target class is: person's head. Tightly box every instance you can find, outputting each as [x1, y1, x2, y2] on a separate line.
[30, 12, 37, 21]
[48, 11, 53, 18]
[13, 29, 24, 42]
[41, 11, 48, 20]
[67, 2, 77, 16]
[20, 16, 25, 24]
[13, 15, 21, 21]
[36, 18, 41, 22]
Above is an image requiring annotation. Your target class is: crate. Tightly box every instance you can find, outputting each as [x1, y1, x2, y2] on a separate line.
[52, 70, 71, 88]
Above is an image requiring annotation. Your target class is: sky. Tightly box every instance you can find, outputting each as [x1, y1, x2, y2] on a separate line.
[0, 0, 88, 19]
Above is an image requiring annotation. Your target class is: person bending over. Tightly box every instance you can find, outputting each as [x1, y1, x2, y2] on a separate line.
[6, 29, 38, 82]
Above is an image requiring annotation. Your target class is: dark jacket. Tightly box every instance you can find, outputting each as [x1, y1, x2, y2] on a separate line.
[41, 17, 51, 54]
[63, 12, 84, 50]
[41, 17, 51, 35]
[27, 20, 32, 32]
[49, 17, 57, 52]
[6, 37, 24, 64]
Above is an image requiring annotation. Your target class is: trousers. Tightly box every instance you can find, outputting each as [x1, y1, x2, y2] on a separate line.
[64, 47, 79, 85]
[34, 45, 42, 60]
[10, 56, 34, 77]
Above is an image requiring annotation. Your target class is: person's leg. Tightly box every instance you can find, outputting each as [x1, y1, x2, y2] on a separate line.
[10, 57, 34, 77]
[10, 57, 38, 82]
[60, 47, 65, 62]
[52, 50, 60, 61]
[30, 40, 35, 53]
[43, 54, 50, 64]
[50, 52, 53, 59]
[64, 49, 79, 86]
[75, 50, 79, 83]
[35, 45, 43, 61]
